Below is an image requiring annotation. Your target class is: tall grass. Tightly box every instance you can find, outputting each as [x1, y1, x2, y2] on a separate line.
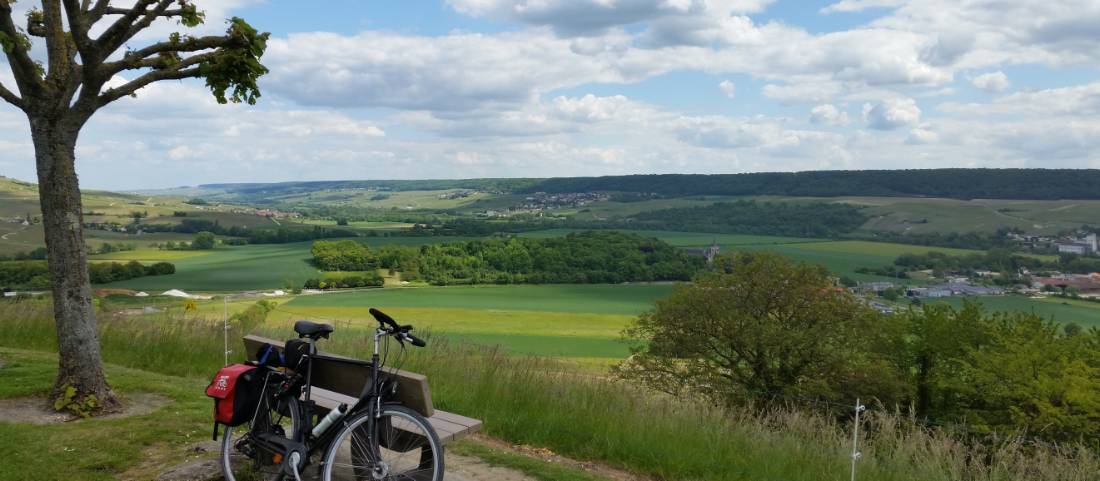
[1, 300, 1097, 481]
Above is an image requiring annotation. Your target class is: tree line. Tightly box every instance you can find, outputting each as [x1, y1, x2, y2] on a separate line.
[522, 169, 1100, 200]
[617, 252, 1100, 444]
[628, 200, 869, 237]
[141, 219, 358, 244]
[857, 249, 1100, 280]
[1, 260, 175, 290]
[311, 231, 703, 285]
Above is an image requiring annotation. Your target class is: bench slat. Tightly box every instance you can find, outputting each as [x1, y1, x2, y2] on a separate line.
[243, 334, 434, 418]
[308, 387, 480, 444]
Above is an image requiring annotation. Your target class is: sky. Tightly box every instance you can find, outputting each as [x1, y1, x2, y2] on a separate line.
[1, 0, 1099, 190]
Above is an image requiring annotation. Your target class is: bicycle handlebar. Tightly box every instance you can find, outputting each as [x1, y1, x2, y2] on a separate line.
[369, 308, 399, 329]
[369, 307, 427, 347]
[404, 333, 427, 347]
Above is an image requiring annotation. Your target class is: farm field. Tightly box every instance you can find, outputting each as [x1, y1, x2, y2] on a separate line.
[98, 242, 321, 292]
[130, 284, 670, 364]
[936, 295, 1100, 328]
[93, 235, 489, 291]
[282, 284, 671, 362]
[746, 195, 1100, 235]
[527, 229, 979, 284]
[91, 229, 1000, 291]
[296, 219, 415, 230]
[272, 189, 492, 210]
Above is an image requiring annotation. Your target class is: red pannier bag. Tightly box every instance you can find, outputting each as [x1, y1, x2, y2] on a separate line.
[205, 363, 263, 427]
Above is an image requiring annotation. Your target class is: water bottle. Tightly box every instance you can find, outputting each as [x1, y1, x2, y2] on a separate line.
[312, 403, 348, 437]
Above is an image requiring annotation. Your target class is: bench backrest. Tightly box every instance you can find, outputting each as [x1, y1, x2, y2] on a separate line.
[242, 334, 434, 417]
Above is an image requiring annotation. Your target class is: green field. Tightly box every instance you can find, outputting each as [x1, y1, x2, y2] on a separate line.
[525, 229, 980, 284]
[739, 195, 1100, 235]
[936, 295, 1100, 328]
[91, 230, 998, 291]
[99, 242, 321, 291]
[278, 284, 674, 362]
[287, 284, 669, 315]
[93, 236, 489, 291]
[270, 188, 492, 210]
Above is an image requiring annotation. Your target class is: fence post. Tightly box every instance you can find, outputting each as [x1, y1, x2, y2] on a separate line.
[850, 398, 865, 481]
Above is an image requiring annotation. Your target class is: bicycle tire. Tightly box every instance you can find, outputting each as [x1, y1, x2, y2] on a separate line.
[221, 392, 300, 481]
[321, 404, 445, 481]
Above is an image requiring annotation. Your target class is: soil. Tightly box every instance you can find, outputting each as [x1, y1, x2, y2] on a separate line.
[445, 451, 540, 481]
[468, 434, 651, 481]
[0, 391, 170, 425]
[150, 446, 540, 481]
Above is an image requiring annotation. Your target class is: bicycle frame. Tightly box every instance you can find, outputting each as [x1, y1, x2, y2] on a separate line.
[292, 326, 395, 472]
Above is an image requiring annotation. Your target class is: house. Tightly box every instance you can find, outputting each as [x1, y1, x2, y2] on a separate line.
[684, 240, 720, 267]
[855, 282, 895, 294]
[945, 283, 1004, 296]
[1031, 275, 1100, 293]
[1055, 233, 1098, 255]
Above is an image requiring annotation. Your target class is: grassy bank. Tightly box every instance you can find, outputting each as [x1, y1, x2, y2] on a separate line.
[1, 301, 1097, 480]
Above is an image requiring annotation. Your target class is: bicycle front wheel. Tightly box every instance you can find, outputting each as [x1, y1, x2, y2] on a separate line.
[222, 393, 300, 481]
[322, 404, 444, 481]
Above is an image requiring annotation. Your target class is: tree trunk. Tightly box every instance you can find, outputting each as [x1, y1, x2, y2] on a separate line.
[29, 114, 119, 412]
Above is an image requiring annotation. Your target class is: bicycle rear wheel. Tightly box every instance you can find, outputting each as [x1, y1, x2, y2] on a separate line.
[321, 405, 444, 481]
[221, 393, 300, 481]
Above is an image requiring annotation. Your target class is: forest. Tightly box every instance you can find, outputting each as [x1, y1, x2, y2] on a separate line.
[141, 220, 359, 244]
[628, 200, 869, 237]
[857, 250, 1100, 279]
[523, 169, 1100, 200]
[0, 260, 175, 289]
[311, 231, 702, 285]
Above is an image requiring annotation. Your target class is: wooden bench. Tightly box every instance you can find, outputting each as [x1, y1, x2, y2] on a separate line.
[243, 335, 482, 444]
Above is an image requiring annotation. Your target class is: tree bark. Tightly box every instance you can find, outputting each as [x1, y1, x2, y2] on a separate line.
[29, 113, 119, 411]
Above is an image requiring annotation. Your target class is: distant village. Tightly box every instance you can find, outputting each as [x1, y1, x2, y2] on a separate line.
[680, 234, 1100, 316]
[1010, 231, 1099, 256]
[477, 192, 610, 218]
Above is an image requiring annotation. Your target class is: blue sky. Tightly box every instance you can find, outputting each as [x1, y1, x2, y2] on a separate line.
[1, 0, 1099, 189]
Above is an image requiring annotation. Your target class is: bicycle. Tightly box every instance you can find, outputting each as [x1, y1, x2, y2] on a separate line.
[220, 308, 444, 481]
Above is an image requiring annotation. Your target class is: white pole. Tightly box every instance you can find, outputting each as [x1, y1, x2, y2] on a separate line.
[851, 398, 864, 481]
[223, 295, 229, 366]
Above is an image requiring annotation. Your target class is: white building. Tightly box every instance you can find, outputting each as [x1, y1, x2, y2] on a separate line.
[1055, 234, 1098, 255]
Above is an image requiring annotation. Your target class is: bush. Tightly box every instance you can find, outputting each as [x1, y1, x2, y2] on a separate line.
[616, 252, 905, 407]
[145, 262, 176, 275]
[192, 231, 216, 250]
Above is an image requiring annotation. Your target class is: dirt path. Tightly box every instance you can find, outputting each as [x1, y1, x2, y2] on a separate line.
[152, 434, 646, 481]
[0, 392, 170, 425]
[445, 451, 539, 481]
[153, 448, 541, 481]
[0, 225, 26, 240]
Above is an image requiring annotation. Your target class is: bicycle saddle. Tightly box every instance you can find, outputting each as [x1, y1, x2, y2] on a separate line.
[294, 320, 334, 339]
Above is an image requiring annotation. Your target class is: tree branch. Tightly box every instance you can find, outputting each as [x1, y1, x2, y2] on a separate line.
[39, 1, 74, 82]
[0, 80, 23, 109]
[103, 6, 188, 16]
[94, 0, 158, 53]
[102, 34, 233, 75]
[0, 1, 44, 96]
[61, 0, 96, 60]
[97, 51, 213, 106]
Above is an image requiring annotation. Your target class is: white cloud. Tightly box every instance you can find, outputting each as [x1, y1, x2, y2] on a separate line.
[718, 80, 737, 99]
[906, 127, 939, 144]
[820, 0, 905, 14]
[446, 0, 776, 41]
[971, 71, 1009, 93]
[941, 82, 1100, 117]
[862, 98, 921, 130]
[809, 104, 850, 126]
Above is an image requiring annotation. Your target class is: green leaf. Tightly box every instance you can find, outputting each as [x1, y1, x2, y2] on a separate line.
[200, 17, 269, 105]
